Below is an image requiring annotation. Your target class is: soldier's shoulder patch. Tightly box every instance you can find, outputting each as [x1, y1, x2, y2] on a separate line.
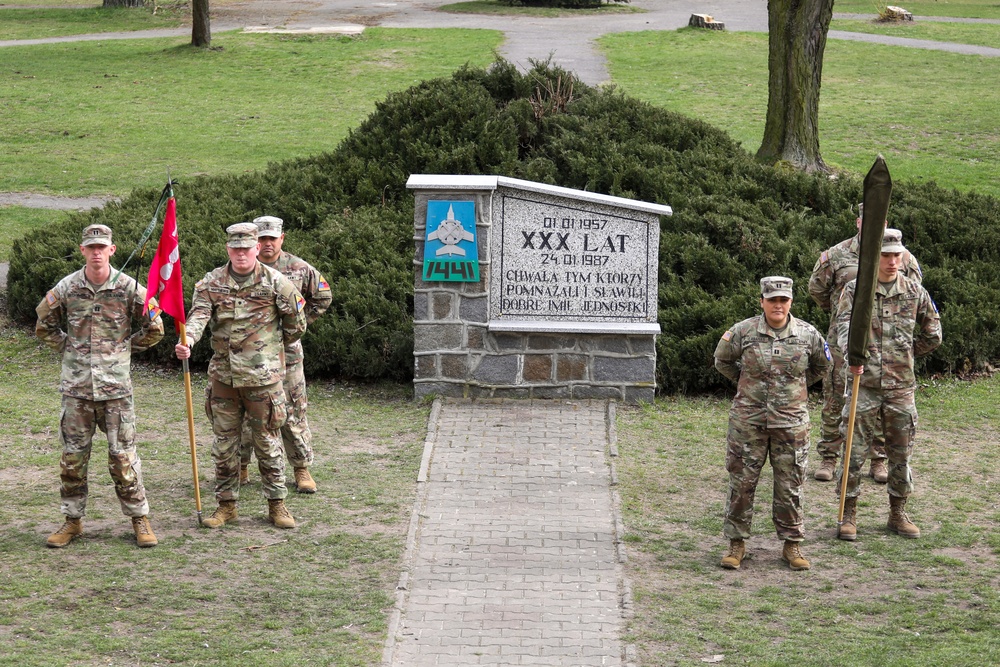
[823, 341, 832, 362]
[317, 275, 330, 291]
[146, 297, 162, 322]
[721, 330, 733, 342]
[820, 250, 829, 264]
[295, 294, 306, 312]
[45, 290, 58, 306]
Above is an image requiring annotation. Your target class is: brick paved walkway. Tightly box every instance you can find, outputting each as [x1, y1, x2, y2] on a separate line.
[383, 399, 630, 667]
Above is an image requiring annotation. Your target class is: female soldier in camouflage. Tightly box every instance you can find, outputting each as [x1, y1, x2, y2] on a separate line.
[713, 276, 831, 570]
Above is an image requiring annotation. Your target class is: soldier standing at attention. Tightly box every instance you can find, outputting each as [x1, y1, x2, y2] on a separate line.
[714, 277, 831, 571]
[238, 215, 332, 493]
[835, 229, 941, 541]
[808, 203, 922, 484]
[175, 223, 307, 529]
[36, 224, 165, 548]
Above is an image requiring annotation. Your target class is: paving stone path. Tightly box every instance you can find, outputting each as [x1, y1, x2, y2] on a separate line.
[383, 398, 630, 667]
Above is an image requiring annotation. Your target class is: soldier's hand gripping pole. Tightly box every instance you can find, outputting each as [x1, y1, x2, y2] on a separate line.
[837, 372, 862, 535]
[178, 323, 203, 525]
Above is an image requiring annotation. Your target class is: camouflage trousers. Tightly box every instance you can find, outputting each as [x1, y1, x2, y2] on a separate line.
[238, 360, 313, 469]
[723, 420, 809, 542]
[817, 342, 887, 461]
[57, 394, 149, 518]
[205, 379, 288, 502]
[838, 386, 917, 499]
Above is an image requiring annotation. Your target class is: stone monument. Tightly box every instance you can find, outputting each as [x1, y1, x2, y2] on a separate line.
[408, 175, 670, 402]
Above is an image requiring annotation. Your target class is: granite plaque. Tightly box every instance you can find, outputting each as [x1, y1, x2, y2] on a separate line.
[491, 188, 658, 323]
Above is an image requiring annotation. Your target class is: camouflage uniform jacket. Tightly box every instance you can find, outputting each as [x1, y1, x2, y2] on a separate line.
[264, 251, 332, 366]
[714, 314, 831, 428]
[186, 261, 307, 388]
[836, 273, 942, 391]
[808, 234, 921, 346]
[35, 268, 164, 401]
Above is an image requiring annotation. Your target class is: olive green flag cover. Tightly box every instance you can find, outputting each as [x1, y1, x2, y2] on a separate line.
[847, 155, 893, 367]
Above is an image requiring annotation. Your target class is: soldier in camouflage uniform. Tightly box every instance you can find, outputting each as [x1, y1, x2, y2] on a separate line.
[175, 223, 307, 529]
[35, 224, 165, 548]
[238, 215, 332, 493]
[808, 203, 922, 484]
[835, 229, 941, 541]
[714, 277, 830, 571]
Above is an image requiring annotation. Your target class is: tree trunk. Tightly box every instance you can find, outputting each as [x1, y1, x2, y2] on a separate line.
[192, 0, 211, 47]
[103, 0, 146, 6]
[756, 0, 834, 173]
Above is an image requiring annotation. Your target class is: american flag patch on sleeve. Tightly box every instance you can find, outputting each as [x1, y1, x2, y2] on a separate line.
[722, 330, 733, 342]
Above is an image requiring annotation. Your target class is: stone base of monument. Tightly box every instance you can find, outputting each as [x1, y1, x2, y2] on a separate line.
[408, 175, 671, 404]
[689, 13, 725, 30]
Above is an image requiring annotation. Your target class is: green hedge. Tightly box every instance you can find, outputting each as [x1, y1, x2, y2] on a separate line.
[9, 61, 1000, 392]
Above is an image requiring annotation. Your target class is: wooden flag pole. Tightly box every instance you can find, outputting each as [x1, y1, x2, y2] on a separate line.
[837, 372, 862, 530]
[178, 323, 203, 525]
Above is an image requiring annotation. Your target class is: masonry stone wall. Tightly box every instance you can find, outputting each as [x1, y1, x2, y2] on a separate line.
[409, 176, 669, 403]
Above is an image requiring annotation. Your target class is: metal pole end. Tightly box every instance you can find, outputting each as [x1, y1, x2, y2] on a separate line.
[196, 511, 203, 527]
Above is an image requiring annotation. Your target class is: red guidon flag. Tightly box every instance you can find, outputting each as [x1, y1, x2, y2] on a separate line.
[144, 196, 186, 328]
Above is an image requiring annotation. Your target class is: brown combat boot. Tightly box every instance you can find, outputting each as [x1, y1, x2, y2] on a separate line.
[239, 465, 250, 485]
[268, 499, 296, 529]
[887, 496, 920, 538]
[869, 459, 889, 484]
[294, 467, 317, 494]
[720, 538, 745, 570]
[814, 458, 837, 482]
[132, 516, 158, 548]
[202, 500, 238, 528]
[838, 497, 857, 541]
[781, 540, 811, 571]
[46, 517, 83, 548]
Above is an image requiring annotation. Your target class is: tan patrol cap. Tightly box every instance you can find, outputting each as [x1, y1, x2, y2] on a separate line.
[226, 222, 258, 248]
[253, 215, 284, 238]
[882, 228, 906, 253]
[81, 224, 113, 246]
[760, 276, 793, 299]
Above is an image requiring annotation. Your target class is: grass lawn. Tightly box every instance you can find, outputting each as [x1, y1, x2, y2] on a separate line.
[616, 377, 1000, 666]
[0, 27, 502, 197]
[0, 311, 430, 666]
[601, 28, 1000, 198]
[0, 6, 185, 40]
[832, 17, 1000, 48]
[833, 0, 1000, 19]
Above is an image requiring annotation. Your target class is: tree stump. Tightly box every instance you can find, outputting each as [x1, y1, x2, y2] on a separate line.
[688, 14, 726, 30]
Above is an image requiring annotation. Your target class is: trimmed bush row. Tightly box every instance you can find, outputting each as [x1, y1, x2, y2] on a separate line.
[9, 62, 999, 392]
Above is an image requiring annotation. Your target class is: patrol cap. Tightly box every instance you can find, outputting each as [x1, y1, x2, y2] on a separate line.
[760, 275, 793, 299]
[253, 215, 284, 238]
[226, 222, 259, 248]
[882, 228, 906, 253]
[81, 224, 113, 247]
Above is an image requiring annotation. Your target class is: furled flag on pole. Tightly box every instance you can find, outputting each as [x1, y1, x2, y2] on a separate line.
[144, 191, 186, 329]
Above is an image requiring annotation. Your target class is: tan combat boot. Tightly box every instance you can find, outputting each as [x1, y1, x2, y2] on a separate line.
[46, 517, 83, 548]
[268, 499, 296, 529]
[132, 516, 158, 548]
[814, 458, 837, 482]
[294, 467, 317, 494]
[838, 497, 857, 541]
[869, 459, 889, 484]
[240, 465, 250, 485]
[720, 538, 745, 570]
[202, 500, 238, 529]
[781, 540, 811, 571]
[887, 495, 920, 538]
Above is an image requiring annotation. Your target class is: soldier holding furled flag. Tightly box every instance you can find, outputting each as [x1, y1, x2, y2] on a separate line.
[835, 157, 941, 541]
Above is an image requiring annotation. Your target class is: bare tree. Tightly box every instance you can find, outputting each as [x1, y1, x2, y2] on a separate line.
[192, 0, 211, 47]
[103, 0, 146, 6]
[756, 0, 834, 173]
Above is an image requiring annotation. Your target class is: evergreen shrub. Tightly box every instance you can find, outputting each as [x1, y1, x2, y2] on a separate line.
[9, 61, 1000, 392]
